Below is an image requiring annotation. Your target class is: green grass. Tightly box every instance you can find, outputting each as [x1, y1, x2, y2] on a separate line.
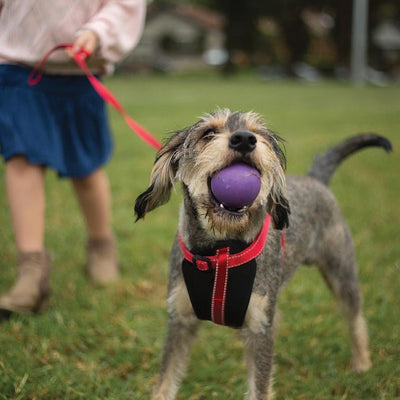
[0, 73, 399, 399]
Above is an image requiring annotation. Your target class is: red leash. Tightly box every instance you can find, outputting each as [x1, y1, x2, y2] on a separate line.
[28, 43, 162, 151]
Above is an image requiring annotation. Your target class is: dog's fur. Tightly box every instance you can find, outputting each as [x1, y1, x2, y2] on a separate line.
[135, 109, 392, 400]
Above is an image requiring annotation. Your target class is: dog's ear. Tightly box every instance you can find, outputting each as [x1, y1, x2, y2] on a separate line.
[268, 195, 290, 230]
[135, 130, 186, 220]
[267, 134, 290, 230]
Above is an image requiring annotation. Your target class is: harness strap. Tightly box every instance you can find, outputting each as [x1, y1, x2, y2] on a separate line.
[179, 214, 271, 272]
[281, 229, 286, 263]
[211, 247, 229, 325]
[28, 43, 162, 151]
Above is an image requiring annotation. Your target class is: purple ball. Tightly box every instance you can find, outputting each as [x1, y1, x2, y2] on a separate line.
[211, 163, 261, 209]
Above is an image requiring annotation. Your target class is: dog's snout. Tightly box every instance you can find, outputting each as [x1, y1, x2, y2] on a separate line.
[229, 131, 257, 154]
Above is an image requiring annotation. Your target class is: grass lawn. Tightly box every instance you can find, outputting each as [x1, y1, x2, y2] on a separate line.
[0, 72, 399, 400]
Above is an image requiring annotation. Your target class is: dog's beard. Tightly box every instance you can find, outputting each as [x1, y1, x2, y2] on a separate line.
[205, 204, 253, 236]
[184, 184, 264, 238]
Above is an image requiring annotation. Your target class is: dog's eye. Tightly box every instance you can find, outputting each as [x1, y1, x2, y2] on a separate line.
[203, 128, 217, 141]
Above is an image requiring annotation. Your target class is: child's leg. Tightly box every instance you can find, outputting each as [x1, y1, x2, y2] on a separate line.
[71, 168, 112, 240]
[0, 156, 50, 315]
[5, 156, 46, 252]
[71, 168, 119, 284]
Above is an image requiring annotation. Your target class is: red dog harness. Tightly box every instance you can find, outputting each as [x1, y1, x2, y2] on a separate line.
[179, 214, 285, 327]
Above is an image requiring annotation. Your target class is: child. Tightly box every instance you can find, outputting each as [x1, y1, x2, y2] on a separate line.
[0, 0, 146, 315]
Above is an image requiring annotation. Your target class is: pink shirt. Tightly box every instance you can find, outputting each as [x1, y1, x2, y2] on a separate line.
[0, 0, 146, 74]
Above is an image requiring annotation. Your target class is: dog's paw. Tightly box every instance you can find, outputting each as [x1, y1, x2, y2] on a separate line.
[351, 355, 372, 374]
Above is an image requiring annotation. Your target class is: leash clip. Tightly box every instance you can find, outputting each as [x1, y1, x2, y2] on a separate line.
[192, 254, 213, 272]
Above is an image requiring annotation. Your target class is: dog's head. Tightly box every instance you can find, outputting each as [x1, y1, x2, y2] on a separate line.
[135, 109, 289, 236]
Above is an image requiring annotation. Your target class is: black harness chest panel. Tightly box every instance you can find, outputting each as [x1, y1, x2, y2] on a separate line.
[182, 240, 257, 328]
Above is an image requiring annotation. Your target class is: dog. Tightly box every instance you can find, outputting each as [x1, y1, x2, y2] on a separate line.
[134, 109, 392, 400]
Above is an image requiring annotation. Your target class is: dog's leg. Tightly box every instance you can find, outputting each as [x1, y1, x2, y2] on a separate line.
[318, 224, 372, 373]
[242, 293, 276, 400]
[152, 279, 200, 400]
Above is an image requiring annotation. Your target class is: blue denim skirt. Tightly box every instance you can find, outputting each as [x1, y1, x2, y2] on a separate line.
[0, 64, 113, 178]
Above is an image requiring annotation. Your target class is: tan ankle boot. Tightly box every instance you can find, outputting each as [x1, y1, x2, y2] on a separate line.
[87, 237, 119, 285]
[0, 251, 51, 315]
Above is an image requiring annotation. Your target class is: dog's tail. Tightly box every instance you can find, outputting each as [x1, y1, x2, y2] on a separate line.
[308, 133, 392, 185]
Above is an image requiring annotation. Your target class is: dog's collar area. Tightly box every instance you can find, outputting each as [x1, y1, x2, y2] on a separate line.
[179, 213, 272, 271]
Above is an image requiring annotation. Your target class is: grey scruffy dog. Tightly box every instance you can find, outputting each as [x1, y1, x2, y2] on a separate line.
[135, 109, 392, 400]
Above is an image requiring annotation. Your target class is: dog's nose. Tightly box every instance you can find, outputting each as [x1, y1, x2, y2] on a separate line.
[229, 131, 257, 154]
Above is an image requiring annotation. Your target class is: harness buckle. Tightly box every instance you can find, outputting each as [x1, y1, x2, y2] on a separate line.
[192, 254, 213, 272]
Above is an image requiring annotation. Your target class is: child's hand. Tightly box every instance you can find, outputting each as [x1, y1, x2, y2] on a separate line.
[67, 30, 99, 59]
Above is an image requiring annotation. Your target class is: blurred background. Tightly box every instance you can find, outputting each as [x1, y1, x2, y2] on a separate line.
[117, 0, 400, 85]
[1, 1, 399, 399]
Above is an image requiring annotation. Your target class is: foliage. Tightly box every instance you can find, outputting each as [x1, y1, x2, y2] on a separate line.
[0, 73, 399, 399]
